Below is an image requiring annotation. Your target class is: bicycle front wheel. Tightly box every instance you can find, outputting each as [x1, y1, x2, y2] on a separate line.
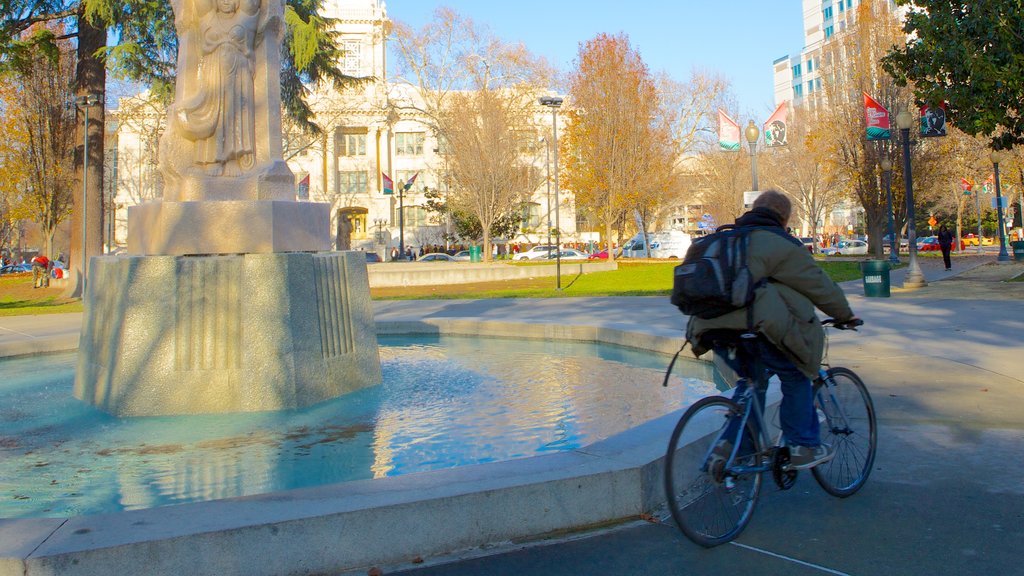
[812, 367, 877, 497]
[664, 396, 762, 547]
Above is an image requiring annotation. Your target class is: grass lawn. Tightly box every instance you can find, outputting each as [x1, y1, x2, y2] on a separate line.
[370, 260, 866, 300]
[0, 273, 83, 316]
[1, 260, 866, 310]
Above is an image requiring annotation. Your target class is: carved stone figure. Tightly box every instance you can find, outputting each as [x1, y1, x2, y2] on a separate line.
[157, 0, 292, 202]
[175, 0, 262, 176]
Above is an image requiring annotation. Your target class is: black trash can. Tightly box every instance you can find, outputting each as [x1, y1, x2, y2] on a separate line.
[1011, 240, 1024, 262]
[861, 260, 891, 297]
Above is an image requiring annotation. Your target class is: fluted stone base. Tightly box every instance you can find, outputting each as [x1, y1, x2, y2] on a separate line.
[74, 251, 381, 417]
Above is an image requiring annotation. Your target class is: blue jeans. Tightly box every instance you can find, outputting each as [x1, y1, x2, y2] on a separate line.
[715, 339, 820, 447]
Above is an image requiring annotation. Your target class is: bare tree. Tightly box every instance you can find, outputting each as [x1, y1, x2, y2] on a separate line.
[391, 7, 552, 258]
[1, 26, 77, 259]
[814, 0, 915, 255]
[762, 118, 846, 241]
[438, 90, 537, 261]
[694, 150, 750, 228]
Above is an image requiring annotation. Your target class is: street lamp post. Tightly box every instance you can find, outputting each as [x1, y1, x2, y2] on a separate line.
[895, 109, 927, 288]
[373, 218, 387, 259]
[542, 136, 551, 250]
[76, 94, 101, 296]
[745, 120, 759, 191]
[540, 96, 563, 290]
[991, 149, 1011, 262]
[881, 158, 899, 264]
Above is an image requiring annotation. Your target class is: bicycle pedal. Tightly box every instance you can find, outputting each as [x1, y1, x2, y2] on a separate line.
[772, 446, 798, 490]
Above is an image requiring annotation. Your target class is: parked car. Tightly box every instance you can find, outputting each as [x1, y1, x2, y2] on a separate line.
[0, 263, 31, 275]
[364, 252, 382, 263]
[543, 248, 589, 261]
[587, 250, 610, 260]
[452, 250, 472, 261]
[416, 253, 457, 262]
[821, 239, 869, 256]
[620, 231, 691, 259]
[917, 236, 965, 251]
[916, 236, 940, 251]
[515, 245, 558, 261]
[962, 234, 994, 246]
[798, 237, 816, 254]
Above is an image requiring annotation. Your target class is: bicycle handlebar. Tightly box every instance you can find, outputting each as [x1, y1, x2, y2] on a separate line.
[821, 318, 864, 330]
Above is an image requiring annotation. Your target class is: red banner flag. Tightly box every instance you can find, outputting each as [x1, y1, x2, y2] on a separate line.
[960, 178, 973, 191]
[718, 110, 741, 151]
[763, 102, 788, 147]
[382, 173, 393, 195]
[863, 93, 891, 141]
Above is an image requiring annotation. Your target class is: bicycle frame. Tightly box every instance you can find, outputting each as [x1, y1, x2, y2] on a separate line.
[704, 368, 850, 477]
[701, 376, 779, 477]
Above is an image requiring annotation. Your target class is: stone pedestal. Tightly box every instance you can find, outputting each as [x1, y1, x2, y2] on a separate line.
[127, 200, 331, 256]
[74, 251, 381, 416]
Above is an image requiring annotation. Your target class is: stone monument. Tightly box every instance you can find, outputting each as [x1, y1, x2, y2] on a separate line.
[74, 0, 381, 416]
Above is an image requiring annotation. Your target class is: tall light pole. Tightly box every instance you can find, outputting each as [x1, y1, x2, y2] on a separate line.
[76, 94, 101, 297]
[881, 158, 899, 264]
[745, 120, 760, 191]
[991, 149, 1011, 262]
[542, 136, 551, 250]
[540, 95, 563, 290]
[895, 109, 927, 288]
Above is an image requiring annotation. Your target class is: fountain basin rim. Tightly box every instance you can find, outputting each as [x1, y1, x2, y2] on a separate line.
[0, 318, 743, 576]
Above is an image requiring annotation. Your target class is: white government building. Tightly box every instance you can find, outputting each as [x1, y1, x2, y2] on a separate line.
[108, 0, 577, 257]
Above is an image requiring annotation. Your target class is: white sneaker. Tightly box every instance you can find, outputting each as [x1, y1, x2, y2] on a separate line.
[788, 444, 833, 469]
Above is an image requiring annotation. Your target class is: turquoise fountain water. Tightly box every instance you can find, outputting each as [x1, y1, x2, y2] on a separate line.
[0, 335, 716, 518]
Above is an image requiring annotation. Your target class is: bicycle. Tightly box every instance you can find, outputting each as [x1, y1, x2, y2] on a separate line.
[663, 318, 876, 547]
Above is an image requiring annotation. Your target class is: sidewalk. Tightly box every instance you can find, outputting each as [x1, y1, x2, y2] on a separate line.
[2, 260, 1023, 576]
[376, 260, 1024, 576]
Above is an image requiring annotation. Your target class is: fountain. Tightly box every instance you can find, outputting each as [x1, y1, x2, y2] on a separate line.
[73, 0, 380, 416]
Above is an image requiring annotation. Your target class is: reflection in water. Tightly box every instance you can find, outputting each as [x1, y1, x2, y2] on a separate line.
[0, 336, 716, 518]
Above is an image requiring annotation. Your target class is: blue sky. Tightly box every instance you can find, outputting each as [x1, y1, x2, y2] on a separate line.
[386, 1, 805, 119]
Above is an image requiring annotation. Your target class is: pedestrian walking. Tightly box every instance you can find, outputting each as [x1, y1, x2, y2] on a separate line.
[937, 224, 954, 271]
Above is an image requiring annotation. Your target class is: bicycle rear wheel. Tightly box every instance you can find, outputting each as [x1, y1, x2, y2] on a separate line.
[664, 396, 762, 547]
[812, 367, 877, 497]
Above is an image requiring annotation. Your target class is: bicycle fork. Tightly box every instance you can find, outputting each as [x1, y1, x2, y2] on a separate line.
[816, 369, 853, 435]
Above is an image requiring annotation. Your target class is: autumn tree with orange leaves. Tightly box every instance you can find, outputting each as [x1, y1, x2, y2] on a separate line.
[562, 33, 675, 258]
[0, 25, 77, 261]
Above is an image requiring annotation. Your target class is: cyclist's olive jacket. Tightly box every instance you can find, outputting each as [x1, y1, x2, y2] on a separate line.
[686, 209, 855, 378]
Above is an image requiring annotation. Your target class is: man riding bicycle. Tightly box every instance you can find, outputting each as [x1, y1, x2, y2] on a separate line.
[686, 190, 859, 469]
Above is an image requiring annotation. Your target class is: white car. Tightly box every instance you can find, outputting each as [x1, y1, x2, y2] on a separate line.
[452, 250, 472, 261]
[416, 253, 457, 262]
[516, 245, 558, 260]
[542, 248, 589, 261]
[821, 239, 868, 256]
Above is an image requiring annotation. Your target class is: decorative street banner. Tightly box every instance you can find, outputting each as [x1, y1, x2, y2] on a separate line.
[763, 101, 788, 147]
[961, 177, 974, 194]
[403, 172, 419, 191]
[863, 92, 891, 141]
[718, 109, 741, 151]
[920, 104, 947, 137]
[297, 173, 310, 200]
[382, 173, 394, 195]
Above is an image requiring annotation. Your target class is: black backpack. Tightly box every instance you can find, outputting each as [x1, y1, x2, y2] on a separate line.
[670, 225, 757, 320]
